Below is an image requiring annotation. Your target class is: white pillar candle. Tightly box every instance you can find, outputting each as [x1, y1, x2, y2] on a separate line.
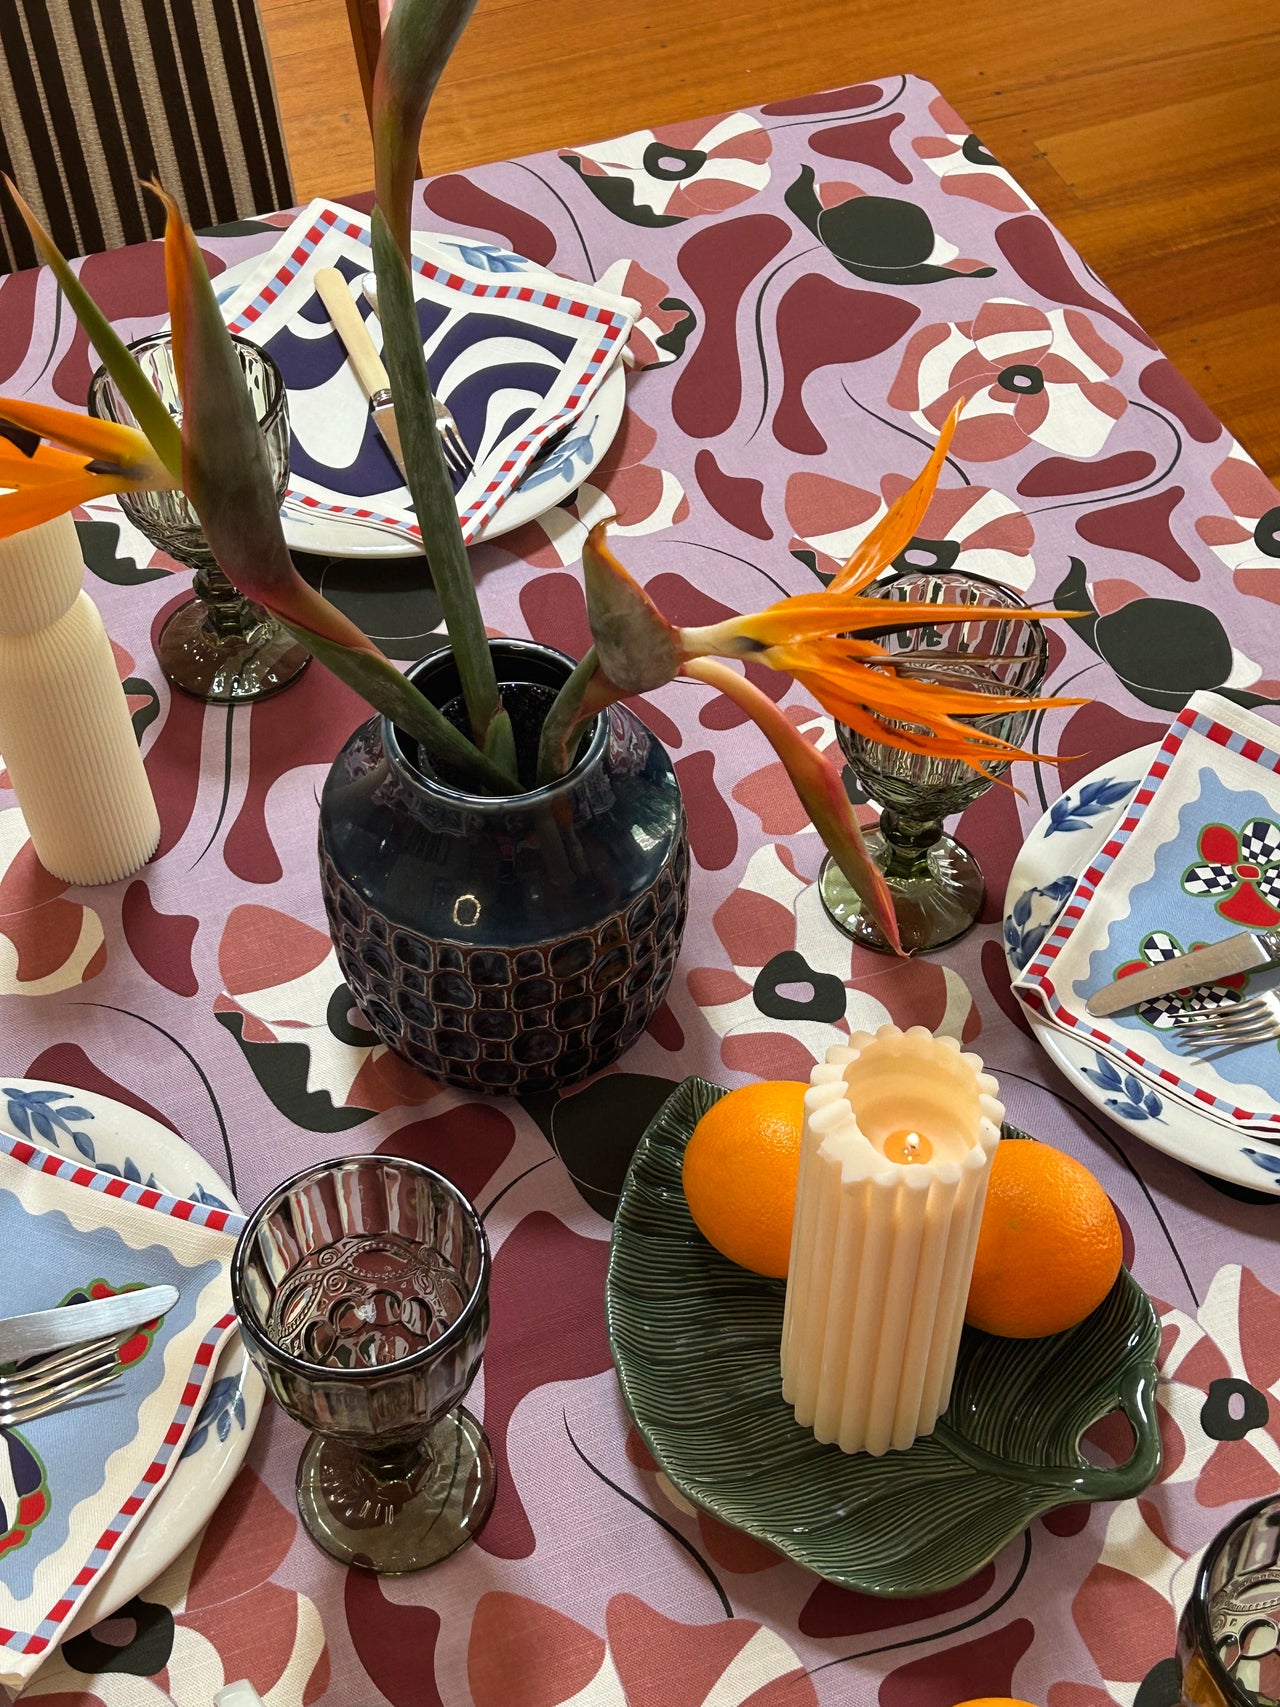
[780, 1025, 1003, 1456]
[0, 514, 159, 884]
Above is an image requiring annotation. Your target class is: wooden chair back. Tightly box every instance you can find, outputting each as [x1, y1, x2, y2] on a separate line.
[0, 0, 294, 272]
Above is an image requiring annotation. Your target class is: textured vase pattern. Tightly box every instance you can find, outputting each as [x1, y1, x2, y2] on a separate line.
[320, 840, 689, 1093]
[318, 641, 689, 1095]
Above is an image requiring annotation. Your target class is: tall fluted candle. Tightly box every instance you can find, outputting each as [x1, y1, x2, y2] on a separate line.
[0, 515, 159, 884]
[780, 1026, 1003, 1456]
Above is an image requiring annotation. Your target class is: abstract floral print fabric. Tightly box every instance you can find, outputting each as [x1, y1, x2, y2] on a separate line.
[0, 73, 1277, 1707]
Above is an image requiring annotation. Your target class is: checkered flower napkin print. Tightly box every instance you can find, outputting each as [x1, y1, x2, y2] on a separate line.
[1183, 817, 1280, 913]
[0, 1136, 241, 1692]
[1013, 692, 1280, 1131]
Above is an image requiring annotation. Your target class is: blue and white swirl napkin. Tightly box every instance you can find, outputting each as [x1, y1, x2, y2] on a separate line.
[1014, 692, 1280, 1132]
[215, 200, 637, 548]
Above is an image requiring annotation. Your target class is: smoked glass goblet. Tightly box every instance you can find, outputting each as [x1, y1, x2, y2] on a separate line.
[819, 570, 1048, 955]
[230, 1155, 494, 1574]
[88, 332, 310, 703]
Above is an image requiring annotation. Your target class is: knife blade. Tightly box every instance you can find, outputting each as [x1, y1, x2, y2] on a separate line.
[1086, 929, 1280, 1018]
[0, 1284, 179, 1364]
[314, 267, 406, 478]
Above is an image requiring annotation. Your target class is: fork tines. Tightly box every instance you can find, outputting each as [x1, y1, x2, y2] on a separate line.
[0, 1336, 123, 1424]
[436, 412, 473, 479]
[1171, 992, 1280, 1051]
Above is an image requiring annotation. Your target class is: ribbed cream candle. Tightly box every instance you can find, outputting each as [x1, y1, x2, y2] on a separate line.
[0, 515, 160, 884]
[780, 1026, 1003, 1456]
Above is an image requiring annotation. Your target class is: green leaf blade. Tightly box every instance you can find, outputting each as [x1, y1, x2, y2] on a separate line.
[5, 178, 183, 478]
[370, 208, 499, 745]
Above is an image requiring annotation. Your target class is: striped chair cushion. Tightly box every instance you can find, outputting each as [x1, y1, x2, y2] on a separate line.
[0, 0, 294, 272]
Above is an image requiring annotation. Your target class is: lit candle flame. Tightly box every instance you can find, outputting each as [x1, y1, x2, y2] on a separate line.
[882, 1128, 934, 1165]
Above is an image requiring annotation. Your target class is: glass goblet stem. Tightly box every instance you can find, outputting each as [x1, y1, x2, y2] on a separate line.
[192, 558, 264, 639]
[878, 809, 946, 879]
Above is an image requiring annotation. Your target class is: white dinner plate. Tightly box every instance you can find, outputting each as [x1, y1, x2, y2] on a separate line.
[0, 1079, 263, 1636]
[280, 357, 627, 560]
[210, 243, 628, 562]
[1003, 749, 1280, 1197]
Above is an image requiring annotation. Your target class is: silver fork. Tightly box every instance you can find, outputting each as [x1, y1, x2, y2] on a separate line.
[0, 1336, 123, 1426]
[1171, 990, 1280, 1053]
[348, 273, 473, 478]
[431, 398, 474, 480]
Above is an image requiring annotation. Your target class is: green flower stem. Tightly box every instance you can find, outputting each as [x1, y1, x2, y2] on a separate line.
[372, 0, 480, 262]
[7, 180, 182, 479]
[370, 208, 501, 749]
[537, 648, 615, 785]
[288, 620, 518, 793]
[483, 704, 519, 781]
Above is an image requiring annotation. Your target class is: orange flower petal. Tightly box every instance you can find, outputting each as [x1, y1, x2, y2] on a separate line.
[684, 656, 901, 951]
[0, 396, 167, 478]
[828, 400, 962, 595]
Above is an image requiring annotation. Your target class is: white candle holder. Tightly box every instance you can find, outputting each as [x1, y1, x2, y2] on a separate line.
[0, 515, 159, 884]
[780, 1025, 1003, 1457]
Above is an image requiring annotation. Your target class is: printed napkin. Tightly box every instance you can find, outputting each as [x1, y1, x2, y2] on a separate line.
[0, 1133, 242, 1692]
[1014, 691, 1280, 1132]
[213, 199, 637, 547]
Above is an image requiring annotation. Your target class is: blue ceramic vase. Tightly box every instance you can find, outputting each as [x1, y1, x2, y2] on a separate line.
[318, 640, 689, 1095]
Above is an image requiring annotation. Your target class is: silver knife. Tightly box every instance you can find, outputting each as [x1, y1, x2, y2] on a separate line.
[314, 267, 406, 476]
[0, 1285, 179, 1364]
[1086, 929, 1280, 1018]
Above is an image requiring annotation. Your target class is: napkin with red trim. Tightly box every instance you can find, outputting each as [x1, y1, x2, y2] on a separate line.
[213, 199, 638, 549]
[1013, 691, 1280, 1134]
[0, 1133, 242, 1692]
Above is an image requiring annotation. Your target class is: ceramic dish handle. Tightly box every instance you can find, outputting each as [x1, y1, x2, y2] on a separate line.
[1074, 1363, 1162, 1502]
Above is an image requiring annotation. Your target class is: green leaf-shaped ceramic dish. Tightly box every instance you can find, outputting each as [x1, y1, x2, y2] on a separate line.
[605, 1076, 1162, 1596]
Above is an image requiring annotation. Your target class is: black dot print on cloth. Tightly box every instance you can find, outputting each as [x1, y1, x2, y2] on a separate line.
[1200, 1377, 1270, 1442]
[753, 950, 847, 1023]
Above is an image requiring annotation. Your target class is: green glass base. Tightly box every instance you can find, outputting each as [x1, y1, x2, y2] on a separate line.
[819, 831, 985, 954]
[295, 1406, 496, 1574]
[157, 593, 311, 704]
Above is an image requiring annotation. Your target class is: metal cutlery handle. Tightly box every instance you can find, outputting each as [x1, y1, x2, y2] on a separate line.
[1087, 928, 1280, 1018]
[315, 268, 390, 402]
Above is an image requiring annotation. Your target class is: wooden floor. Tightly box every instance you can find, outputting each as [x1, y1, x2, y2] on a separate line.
[260, 0, 1280, 478]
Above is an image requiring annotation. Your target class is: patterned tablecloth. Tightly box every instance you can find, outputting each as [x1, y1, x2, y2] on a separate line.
[2, 72, 1278, 1707]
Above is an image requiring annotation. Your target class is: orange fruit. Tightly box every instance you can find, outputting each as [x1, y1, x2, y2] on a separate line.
[966, 1140, 1122, 1339]
[951, 1699, 1039, 1706]
[682, 1080, 807, 1278]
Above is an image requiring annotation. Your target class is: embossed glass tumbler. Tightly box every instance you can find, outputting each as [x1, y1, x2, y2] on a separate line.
[1178, 1493, 1280, 1705]
[230, 1156, 494, 1573]
[819, 571, 1048, 955]
[88, 332, 310, 703]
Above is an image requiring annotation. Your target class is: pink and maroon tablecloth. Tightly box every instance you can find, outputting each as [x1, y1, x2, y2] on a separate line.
[2, 73, 1279, 1707]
